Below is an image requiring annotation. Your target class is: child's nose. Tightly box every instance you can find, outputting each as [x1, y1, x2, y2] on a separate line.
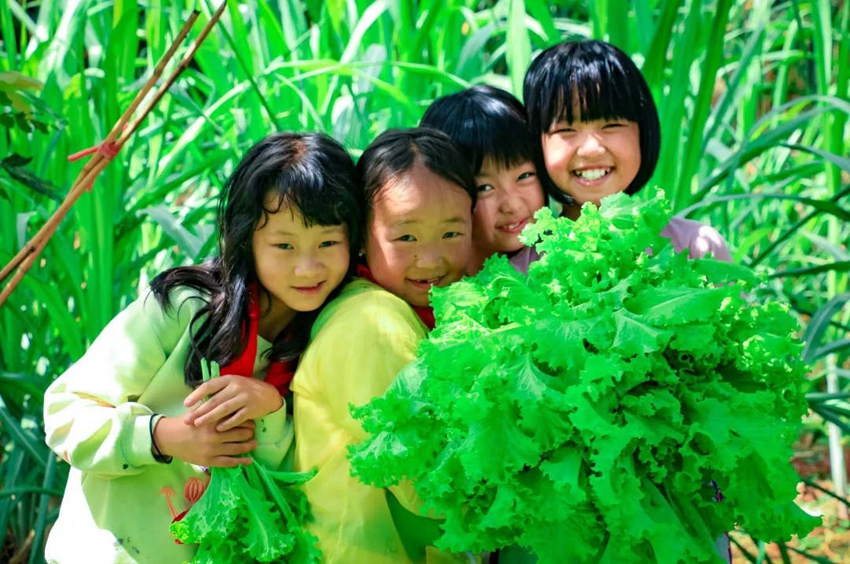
[414, 246, 442, 269]
[293, 254, 322, 277]
[577, 133, 605, 156]
[499, 190, 521, 213]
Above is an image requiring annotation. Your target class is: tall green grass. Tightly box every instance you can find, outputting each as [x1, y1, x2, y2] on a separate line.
[1, 0, 847, 561]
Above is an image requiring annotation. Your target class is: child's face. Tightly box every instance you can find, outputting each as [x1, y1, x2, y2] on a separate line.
[252, 196, 350, 320]
[541, 117, 641, 207]
[473, 158, 544, 258]
[364, 165, 472, 307]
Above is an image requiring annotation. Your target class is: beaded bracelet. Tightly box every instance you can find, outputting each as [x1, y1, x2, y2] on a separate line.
[149, 414, 173, 464]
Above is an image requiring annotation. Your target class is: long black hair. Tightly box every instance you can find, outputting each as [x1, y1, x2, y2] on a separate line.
[420, 85, 535, 176]
[356, 127, 477, 219]
[523, 40, 661, 204]
[150, 132, 361, 387]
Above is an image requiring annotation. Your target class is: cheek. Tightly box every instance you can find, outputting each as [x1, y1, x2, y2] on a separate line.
[331, 248, 350, 275]
[542, 139, 570, 175]
[448, 240, 472, 270]
[473, 200, 498, 231]
[252, 248, 273, 275]
[365, 238, 406, 280]
[524, 183, 546, 212]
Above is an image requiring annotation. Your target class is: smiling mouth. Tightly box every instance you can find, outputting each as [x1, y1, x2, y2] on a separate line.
[293, 281, 324, 293]
[408, 276, 444, 289]
[572, 167, 612, 182]
[498, 218, 529, 234]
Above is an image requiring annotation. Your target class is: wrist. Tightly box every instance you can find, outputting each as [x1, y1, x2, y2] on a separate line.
[270, 392, 284, 414]
[150, 415, 174, 463]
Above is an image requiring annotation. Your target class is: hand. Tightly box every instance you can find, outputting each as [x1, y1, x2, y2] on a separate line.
[182, 375, 283, 431]
[154, 416, 257, 468]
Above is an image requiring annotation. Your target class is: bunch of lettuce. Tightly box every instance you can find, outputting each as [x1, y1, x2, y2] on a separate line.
[348, 192, 819, 563]
[171, 362, 321, 563]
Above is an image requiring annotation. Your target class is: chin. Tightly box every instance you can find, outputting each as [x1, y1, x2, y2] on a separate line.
[405, 296, 430, 308]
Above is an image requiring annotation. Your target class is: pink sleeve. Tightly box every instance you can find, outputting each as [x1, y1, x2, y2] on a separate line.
[662, 217, 732, 262]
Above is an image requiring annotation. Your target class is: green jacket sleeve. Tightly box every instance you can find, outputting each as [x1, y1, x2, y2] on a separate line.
[253, 403, 293, 469]
[43, 288, 202, 478]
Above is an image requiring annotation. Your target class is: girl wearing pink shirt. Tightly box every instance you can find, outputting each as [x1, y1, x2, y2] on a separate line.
[523, 39, 731, 264]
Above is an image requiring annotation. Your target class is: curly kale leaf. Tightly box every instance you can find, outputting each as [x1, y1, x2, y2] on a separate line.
[349, 191, 818, 562]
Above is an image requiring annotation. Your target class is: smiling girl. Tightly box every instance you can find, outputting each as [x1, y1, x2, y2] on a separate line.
[43, 132, 361, 563]
[520, 39, 733, 563]
[523, 39, 731, 261]
[291, 128, 477, 563]
[420, 85, 545, 274]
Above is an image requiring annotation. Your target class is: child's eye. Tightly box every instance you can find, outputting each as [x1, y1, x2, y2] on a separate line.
[443, 231, 463, 239]
[517, 171, 536, 182]
[477, 184, 495, 194]
[319, 240, 341, 248]
[276, 243, 294, 250]
[602, 122, 625, 129]
[395, 234, 416, 242]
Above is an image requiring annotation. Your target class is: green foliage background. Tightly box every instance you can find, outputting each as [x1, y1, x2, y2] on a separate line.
[0, 0, 847, 561]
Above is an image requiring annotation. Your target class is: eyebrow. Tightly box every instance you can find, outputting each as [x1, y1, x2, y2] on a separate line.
[268, 226, 345, 236]
[393, 217, 467, 227]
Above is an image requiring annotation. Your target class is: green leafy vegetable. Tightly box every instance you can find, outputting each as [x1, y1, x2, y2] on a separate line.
[171, 361, 321, 563]
[348, 191, 819, 563]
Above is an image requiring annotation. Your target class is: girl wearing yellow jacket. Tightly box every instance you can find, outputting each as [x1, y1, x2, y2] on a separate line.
[292, 128, 478, 564]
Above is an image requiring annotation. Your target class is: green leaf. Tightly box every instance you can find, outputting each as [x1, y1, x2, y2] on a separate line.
[349, 193, 814, 561]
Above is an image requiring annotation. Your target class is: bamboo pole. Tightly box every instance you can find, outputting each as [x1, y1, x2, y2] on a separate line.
[0, 3, 228, 307]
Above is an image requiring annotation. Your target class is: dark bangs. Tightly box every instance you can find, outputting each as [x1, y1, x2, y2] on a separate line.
[420, 85, 534, 174]
[358, 128, 477, 214]
[527, 41, 651, 131]
[524, 40, 661, 196]
[261, 136, 362, 250]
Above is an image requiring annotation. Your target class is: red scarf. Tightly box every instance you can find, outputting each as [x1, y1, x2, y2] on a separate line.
[220, 283, 296, 395]
[354, 265, 436, 330]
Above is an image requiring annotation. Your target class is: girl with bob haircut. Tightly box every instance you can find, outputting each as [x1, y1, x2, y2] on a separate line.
[523, 39, 730, 261]
[44, 132, 362, 563]
[292, 128, 477, 563]
[520, 39, 733, 563]
[421, 85, 545, 274]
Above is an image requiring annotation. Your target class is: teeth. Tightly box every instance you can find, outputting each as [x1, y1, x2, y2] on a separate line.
[575, 168, 609, 180]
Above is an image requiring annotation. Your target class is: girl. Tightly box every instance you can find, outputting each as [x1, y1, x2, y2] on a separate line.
[523, 39, 731, 261]
[420, 85, 546, 274]
[522, 39, 732, 563]
[291, 128, 477, 563]
[43, 132, 362, 563]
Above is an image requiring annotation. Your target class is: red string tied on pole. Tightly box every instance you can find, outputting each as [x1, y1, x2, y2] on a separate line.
[67, 141, 122, 163]
[67, 141, 122, 191]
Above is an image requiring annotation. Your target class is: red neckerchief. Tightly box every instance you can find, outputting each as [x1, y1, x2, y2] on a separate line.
[220, 282, 296, 395]
[355, 264, 435, 330]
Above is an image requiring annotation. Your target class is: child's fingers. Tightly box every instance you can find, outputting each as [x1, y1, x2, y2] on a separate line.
[193, 397, 243, 428]
[215, 408, 250, 432]
[222, 424, 255, 444]
[216, 440, 257, 461]
[183, 378, 228, 408]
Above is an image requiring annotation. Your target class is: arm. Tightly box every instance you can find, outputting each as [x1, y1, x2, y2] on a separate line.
[44, 288, 208, 477]
[689, 224, 732, 262]
[663, 218, 733, 262]
[309, 291, 428, 513]
[181, 369, 291, 469]
[314, 292, 425, 442]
